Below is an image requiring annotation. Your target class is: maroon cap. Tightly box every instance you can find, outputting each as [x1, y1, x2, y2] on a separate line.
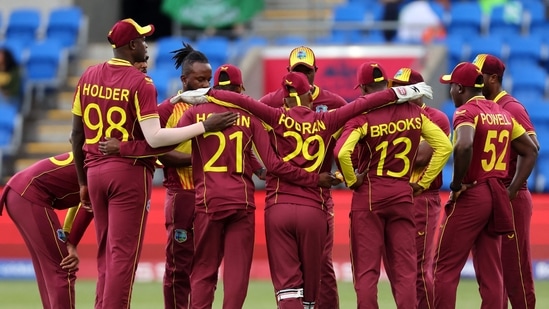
[355, 61, 387, 89]
[213, 64, 245, 90]
[108, 18, 155, 48]
[281, 72, 312, 98]
[440, 62, 484, 88]
[391, 67, 424, 86]
[472, 54, 505, 77]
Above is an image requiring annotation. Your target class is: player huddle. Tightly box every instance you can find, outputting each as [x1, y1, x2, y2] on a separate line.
[0, 18, 540, 309]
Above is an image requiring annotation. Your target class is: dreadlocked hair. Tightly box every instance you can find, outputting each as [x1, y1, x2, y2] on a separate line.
[171, 42, 209, 75]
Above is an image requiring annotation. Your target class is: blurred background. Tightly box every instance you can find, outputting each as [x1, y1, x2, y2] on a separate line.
[0, 0, 548, 293]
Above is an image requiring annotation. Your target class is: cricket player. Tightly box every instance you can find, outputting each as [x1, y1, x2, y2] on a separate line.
[260, 46, 347, 308]
[0, 152, 89, 309]
[473, 53, 539, 309]
[389, 67, 451, 309]
[334, 62, 452, 309]
[433, 62, 538, 309]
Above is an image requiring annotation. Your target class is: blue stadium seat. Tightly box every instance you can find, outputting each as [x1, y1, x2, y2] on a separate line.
[440, 99, 455, 125]
[444, 35, 468, 72]
[46, 6, 83, 51]
[273, 35, 307, 46]
[332, 2, 366, 43]
[509, 64, 547, 97]
[507, 34, 544, 68]
[488, 5, 522, 37]
[441, 162, 454, 191]
[0, 102, 17, 134]
[446, 2, 485, 38]
[536, 158, 549, 192]
[468, 35, 506, 61]
[315, 33, 347, 45]
[147, 68, 172, 103]
[5, 8, 41, 48]
[521, 1, 545, 32]
[25, 39, 65, 82]
[0, 38, 26, 64]
[195, 36, 230, 67]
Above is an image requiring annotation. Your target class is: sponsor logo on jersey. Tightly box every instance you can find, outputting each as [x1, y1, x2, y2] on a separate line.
[315, 105, 328, 113]
[57, 229, 67, 243]
[174, 229, 188, 243]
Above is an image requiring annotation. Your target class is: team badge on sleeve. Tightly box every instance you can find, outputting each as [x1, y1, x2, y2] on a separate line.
[174, 229, 188, 243]
[315, 105, 328, 113]
[57, 229, 67, 243]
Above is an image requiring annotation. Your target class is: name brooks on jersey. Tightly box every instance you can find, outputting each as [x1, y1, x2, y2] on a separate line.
[369, 117, 422, 138]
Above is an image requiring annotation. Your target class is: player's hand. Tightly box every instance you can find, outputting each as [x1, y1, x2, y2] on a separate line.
[60, 243, 79, 272]
[448, 182, 476, 202]
[99, 137, 121, 155]
[318, 172, 336, 188]
[254, 167, 267, 180]
[203, 112, 239, 132]
[507, 187, 518, 200]
[349, 171, 366, 190]
[393, 82, 433, 103]
[410, 182, 425, 197]
[79, 185, 92, 212]
[171, 87, 211, 104]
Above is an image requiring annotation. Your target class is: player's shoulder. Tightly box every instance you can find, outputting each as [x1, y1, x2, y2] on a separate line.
[260, 89, 284, 107]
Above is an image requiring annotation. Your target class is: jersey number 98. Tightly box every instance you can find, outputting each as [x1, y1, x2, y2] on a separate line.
[83, 103, 129, 144]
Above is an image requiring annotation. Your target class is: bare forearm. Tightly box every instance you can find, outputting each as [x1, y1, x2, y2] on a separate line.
[452, 144, 472, 185]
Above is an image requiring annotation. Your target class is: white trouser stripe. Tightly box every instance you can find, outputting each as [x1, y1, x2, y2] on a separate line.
[276, 288, 304, 301]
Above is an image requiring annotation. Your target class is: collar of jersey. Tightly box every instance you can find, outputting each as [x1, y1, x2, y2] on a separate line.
[493, 90, 507, 103]
[107, 58, 133, 66]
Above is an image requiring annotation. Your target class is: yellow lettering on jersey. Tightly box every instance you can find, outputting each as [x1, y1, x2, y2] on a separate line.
[370, 117, 421, 137]
[277, 114, 326, 135]
[81, 83, 130, 102]
[49, 152, 74, 166]
[480, 113, 512, 126]
[195, 113, 251, 128]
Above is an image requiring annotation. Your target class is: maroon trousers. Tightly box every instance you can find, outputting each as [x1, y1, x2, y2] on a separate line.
[413, 190, 441, 309]
[190, 209, 254, 309]
[163, 188, 195, 309]
[316, 200, 340, 309]
[433, 183, 504, 309]
[87, 163, 152, 309]
[502, 189, 536, 309]
[265, 204, 327, 309]
[350, 202, 417, 309]
[5, 190, 76, 309]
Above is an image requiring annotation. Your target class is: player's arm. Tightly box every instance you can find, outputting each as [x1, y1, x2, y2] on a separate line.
[450, 123, 474, 191]
[506, 102, 540, 150]
[70, 85, 91, 210]
[335, 122, 366, 188]
[416, 115, 453, 190]
[65, 205, 94, 247]
[206, 89, 281, 126]
[158, 150, 192, 168]
[508, 119, 538, 199]
[414, 139, 433, 168]
[62, 205, 79, 234]
[248, 149, 266, 179]
[252, 124, 325, 188]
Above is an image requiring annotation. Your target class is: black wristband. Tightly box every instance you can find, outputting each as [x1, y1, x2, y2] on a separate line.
[449, 182, 462, 192]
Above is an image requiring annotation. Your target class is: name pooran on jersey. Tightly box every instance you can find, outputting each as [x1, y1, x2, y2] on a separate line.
[278, 114, 326, 135]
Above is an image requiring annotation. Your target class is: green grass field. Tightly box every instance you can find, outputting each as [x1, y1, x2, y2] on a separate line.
[1, 279, 548, 308]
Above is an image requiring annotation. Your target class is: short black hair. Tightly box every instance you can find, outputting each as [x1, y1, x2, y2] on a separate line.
[171, 42, 209, 75]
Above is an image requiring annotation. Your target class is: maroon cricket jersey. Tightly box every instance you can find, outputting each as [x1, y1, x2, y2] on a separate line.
[1, 152, 79, 212]
[411, 105, 451, 191]
[206, 88, 398, 210]
[494, 91, 536, 189]
[71, 58, 159, 172]
[260, 86, 348, 112]
[177, 103, 320, 213]
[337, 104, 425, 208]
[453, 96, 526, 184]
[262, 86, 348, 203]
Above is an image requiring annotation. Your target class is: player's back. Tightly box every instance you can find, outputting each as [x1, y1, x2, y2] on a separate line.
[5, 152, 80, 208]
[74, 59, 159, 170]
[179, 103, 259, 212]
[350, 103, 424, 206]
[454, 97, 515, 183]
